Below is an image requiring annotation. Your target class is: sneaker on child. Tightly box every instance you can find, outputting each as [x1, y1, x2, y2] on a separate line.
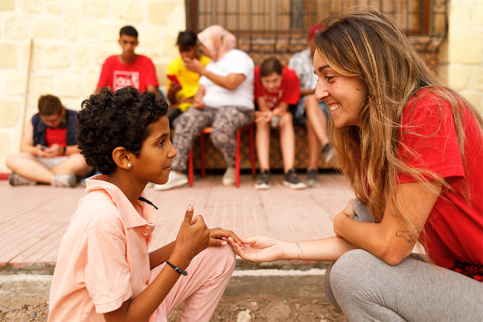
[283, 169, 306, 190]
[255, 170, 271, 190]
[222, 167, 236, 186]
[154, 171, 188, 191]
[9, 173, 36, 186]
[51, 173, 77, 188]
[306, 169, 320, 188]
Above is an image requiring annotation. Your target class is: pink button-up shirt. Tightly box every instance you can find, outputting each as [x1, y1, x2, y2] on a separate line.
[49, 175, 158, 321]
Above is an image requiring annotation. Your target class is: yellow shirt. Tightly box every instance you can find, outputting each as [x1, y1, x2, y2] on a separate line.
[166, 54, 211, 112]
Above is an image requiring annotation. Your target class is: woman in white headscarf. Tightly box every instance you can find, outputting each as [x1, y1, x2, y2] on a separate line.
[156, 25, 255, 190]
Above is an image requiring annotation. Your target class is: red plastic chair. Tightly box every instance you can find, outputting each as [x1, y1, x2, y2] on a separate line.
[188, 125, 256, 187]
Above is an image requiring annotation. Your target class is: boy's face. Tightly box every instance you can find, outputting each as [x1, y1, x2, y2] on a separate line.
[178, 44, 198, 60]
[118, 34, 138, 58]
[132, 116, 176, 185]
[261, 72, 283, 93]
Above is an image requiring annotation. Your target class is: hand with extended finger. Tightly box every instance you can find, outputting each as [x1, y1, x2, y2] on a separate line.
[209, 227, 242, 247]
[170, 205, 210, 269]
[227, 235, 284, 262]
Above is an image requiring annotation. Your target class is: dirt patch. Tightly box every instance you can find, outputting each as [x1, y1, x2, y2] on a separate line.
[0, 297, 346, 321]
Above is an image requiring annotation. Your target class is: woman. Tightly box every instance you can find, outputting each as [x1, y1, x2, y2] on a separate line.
[254, 57, 306, 190]
[156, 25, 255, 190]
[230, 10, 483, 320]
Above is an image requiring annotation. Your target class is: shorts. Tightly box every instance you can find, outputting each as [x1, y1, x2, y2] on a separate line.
[292, 96, 329, 126]
[36, 156, 69, 169]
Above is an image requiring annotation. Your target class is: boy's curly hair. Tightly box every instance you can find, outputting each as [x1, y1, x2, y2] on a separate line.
[77, 87, 168, 175]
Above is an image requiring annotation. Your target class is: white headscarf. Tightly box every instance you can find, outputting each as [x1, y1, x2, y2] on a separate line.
[197, 25, 237, 61]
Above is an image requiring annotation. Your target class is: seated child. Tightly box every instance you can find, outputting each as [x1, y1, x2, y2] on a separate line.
[254, 57, 306, 190]
[48, 86, 238, 321]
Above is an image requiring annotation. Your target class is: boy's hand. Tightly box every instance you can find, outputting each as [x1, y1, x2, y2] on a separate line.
[172, 205, 210, 267]
[209, 227, 241, 246]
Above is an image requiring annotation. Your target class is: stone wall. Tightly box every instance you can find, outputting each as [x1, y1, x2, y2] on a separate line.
[439, 0, 483, 114]
[0, 0, 185, 173]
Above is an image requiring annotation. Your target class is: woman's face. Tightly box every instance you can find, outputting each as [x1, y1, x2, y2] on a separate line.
[261, 72, 283, 93]
[313, 50, 366, 128]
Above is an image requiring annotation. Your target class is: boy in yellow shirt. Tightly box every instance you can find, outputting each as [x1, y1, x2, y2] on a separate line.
[167, 30, 211, 126]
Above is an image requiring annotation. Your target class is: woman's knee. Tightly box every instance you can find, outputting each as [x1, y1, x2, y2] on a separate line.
[330, 249, 377, 294]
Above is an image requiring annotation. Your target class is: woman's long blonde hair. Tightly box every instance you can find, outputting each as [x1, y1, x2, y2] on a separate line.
[314, 10, 483, 234]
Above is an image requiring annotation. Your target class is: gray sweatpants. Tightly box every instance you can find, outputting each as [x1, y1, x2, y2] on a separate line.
[324, 200, 483, 321]
[171, 106, 254, 172]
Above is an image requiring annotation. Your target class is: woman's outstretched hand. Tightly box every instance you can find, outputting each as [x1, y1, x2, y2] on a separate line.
[227, 236, 284, 262]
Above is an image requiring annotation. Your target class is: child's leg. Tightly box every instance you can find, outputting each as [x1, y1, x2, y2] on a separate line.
[210, 106, 254, 168]
[151, 246, 236, 322]
[171, 107, 215, 172]
[279, 111, 295, 173]
[255, 121, 271, 171]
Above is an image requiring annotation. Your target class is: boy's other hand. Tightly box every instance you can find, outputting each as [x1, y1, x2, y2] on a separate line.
[209, 227, 241, 246]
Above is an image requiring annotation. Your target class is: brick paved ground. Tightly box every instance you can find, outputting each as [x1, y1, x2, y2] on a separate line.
[0, 173, 354, 269]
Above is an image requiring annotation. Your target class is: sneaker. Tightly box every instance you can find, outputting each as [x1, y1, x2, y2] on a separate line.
[154, 171, 188, 191]
[322, 143, 337, 166]
[306, 169, 320, 188]
[222, 167, 236, 186]
[9, 173, 36, 186]
[51, 173, 77, 188]
[255, 170, 271, 190]
[283, 169, 306, 190]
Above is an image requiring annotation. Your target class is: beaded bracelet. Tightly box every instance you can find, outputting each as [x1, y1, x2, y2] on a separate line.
[166, 260, 188, 276]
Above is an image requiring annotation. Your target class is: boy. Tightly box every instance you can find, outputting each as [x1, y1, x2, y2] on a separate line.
[49, 87, 238, 321]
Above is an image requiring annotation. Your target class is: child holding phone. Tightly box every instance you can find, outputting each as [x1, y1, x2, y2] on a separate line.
[166, 31, 211, 127]
[49, 86, 238, 321]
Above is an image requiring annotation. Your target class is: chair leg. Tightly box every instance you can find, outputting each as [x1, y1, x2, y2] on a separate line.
[249, 125, 256, 175]
[188, 148, 193, 186]
[200, 132, 206, 177]
[235, 129, 241, 187]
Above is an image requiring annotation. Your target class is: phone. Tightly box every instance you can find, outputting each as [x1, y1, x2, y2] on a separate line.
[167, 74, 181, 85]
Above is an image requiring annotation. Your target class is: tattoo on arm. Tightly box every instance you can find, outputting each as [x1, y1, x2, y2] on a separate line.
[395, 227, 420, 243]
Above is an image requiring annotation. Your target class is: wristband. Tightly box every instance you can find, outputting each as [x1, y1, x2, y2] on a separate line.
[166, 260, 188, 276]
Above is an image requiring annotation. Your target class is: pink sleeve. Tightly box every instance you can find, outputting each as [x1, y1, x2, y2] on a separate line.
[397, 92, 465, 183]
[85, 228, 132, 313]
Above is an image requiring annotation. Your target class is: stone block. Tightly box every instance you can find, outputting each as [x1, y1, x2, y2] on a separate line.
[475, 3, 483, 27]
[46, 2, 61, 14]
[148, 1, 180, 25]
[100, 24, 119, 43]
[88, 0, 108, 18]
[448, 34, 483, 64]
[3, 15, 29, 39]
[475, 68, 483, 91]
[73, 42, 90, 67]
[448, 65, 470, 91]
[5, 73, 27, 95]
[0, 99, 21, 127]
[0, 132, 12, 173]
[0, 43, 17, 68]
[81, 23, 100, 40]
[449, 2, 472, 38]
[45, 45, 70, 68]
[0, 0, 15, 11]
[165, 6, 185, 30]
[32, 77, 55, 100]
[64, 4, 81, 41]
[55, 73, 82, 98]
[18, 0, 42, 13]
[459, 91, 480, 109]
[113, 0, 143, 21]
[139, 27, 162, 47]
[31, 18, 60, 38]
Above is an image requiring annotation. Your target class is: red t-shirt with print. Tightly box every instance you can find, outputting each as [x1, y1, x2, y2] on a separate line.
[254, 66, 300, 110]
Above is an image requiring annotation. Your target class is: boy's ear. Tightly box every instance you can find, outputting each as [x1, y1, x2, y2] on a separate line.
[112, 147, 134, 170]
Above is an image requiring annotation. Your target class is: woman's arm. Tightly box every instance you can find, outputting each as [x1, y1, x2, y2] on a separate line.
[334, 180, 442, 265]
[230, 235, 356, 263]
[183, 57, 246, 90]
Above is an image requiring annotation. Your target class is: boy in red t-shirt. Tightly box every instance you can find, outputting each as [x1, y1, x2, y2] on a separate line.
[254, 58, 306, 190]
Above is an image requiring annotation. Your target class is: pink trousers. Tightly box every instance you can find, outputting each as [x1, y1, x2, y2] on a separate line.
[150, 246, 236, 322]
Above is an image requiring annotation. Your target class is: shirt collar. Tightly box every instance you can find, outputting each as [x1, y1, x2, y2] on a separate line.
[85, 175, 158, 228]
